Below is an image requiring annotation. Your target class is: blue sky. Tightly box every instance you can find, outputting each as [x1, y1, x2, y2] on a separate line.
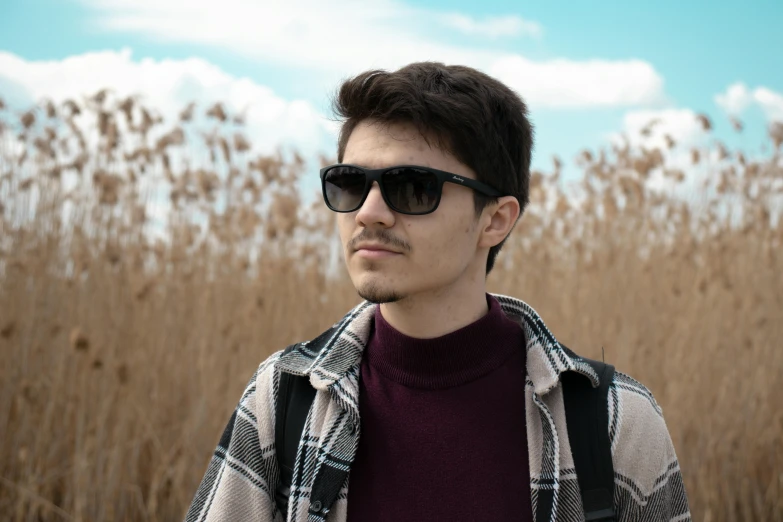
[1, 0, 781, 184]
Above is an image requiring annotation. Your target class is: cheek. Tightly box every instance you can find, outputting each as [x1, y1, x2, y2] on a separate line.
[410, 215, 474, 270]
[337, 216, 353, 244]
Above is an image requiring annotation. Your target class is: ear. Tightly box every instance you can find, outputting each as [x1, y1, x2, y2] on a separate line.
[477, 196, 520, 249]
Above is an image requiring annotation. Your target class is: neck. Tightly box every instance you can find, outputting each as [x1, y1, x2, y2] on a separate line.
[378, 273, 489, 339]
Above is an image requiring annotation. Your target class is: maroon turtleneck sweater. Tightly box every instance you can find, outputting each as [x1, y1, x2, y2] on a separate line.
[345, 294, 533, 521]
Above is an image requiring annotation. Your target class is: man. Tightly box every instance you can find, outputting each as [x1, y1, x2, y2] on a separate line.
[185, 62, 690, 521]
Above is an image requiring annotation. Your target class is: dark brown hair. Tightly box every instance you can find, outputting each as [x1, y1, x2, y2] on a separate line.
[332, 61, 534, 275]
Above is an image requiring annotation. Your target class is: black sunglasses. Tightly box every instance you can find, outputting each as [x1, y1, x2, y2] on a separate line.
[320, 164, 504, 215]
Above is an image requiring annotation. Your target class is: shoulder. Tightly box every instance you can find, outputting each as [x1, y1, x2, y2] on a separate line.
[610, 370, 665, 421]
[234, 349, 288, 425]
[251, 348, 287, 388]
[608, 370, 686, 509]
[246, 335, 325, 409]
[609, 370, 672, 462]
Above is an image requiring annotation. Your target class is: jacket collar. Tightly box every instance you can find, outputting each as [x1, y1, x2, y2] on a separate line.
[276, 293, 601, 421]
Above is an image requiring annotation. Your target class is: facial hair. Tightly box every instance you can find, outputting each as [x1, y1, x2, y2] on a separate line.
[357, 280, 403, 304]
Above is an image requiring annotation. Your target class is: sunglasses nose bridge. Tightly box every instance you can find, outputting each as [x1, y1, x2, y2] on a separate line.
[363, 179, 388, 208]
[353, 179, 397, 225]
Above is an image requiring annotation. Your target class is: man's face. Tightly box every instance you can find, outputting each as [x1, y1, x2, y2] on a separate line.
[337, 120, 489, 304]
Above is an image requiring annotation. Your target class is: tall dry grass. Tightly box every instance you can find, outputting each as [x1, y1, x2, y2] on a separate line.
[0, 92, 781, 521]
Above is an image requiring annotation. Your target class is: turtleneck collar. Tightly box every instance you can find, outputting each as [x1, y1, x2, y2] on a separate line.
[364, 294, 526, 390]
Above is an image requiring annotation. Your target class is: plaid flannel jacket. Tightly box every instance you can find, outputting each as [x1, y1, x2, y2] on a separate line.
[185, 293, 691, 522]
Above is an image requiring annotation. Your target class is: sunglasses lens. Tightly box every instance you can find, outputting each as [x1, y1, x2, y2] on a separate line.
[383, 168, 439, 214]
[323, 166, 367, 211]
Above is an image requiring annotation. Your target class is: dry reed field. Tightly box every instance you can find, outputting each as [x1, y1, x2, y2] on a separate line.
[0, 92, 781, 522]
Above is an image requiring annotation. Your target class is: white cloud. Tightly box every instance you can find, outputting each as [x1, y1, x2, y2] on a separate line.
[438, 13, 542, 39]
[489, 56, 663, 108]
[619, 108, 705, 149]
[78, 0, 665, 109]
[0, 48, 335, 157]
[601, 109, 699, 180]
[715, 82, 783, 121]
[715, 83, 753, 115]
[608, 108, 720, 196]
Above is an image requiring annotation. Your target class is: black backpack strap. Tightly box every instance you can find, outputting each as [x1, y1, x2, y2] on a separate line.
[561, 345, 616, 522]
[274, 346, 318, 518]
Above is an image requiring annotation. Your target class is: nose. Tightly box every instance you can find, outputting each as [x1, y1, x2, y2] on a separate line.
[355, 181, 396, 228]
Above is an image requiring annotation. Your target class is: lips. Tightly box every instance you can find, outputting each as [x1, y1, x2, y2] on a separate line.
[354, 244, 399, 254]
[358, 247, 394, 253]
[354, 244, 401, 259]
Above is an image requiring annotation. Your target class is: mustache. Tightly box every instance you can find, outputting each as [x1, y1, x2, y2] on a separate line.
[349, 230, 411, 252]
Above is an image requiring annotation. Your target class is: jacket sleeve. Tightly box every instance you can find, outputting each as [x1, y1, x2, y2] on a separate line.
[185, 352, 284, 522]
[609, 372, 691, 521]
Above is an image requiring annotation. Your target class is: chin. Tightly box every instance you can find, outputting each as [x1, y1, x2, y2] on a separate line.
[355, 278, 404, 304]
